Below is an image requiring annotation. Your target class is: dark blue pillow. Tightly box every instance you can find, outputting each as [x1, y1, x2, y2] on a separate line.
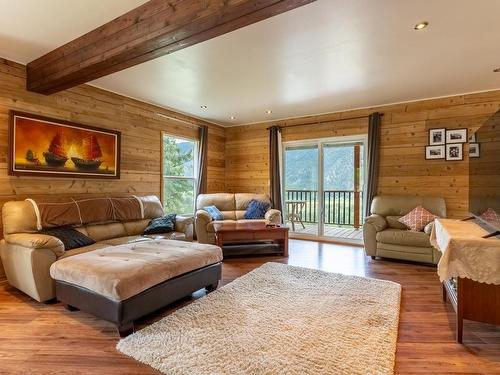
[244, 199, 271, 219]
[41, 226, 95, 251]
[143, 213, 176, 235]
[204, 205, 224, 220]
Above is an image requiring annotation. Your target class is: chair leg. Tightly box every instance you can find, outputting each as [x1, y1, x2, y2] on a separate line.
[298, 216, 305, 229]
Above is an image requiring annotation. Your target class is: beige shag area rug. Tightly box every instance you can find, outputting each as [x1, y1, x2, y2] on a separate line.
[117, 262, 401, 375]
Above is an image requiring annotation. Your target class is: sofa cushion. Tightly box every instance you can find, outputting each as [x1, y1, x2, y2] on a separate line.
[398, 205, 437, 232]
[235, 210, 246, 220]
[203, 206, 223, 220]
[41, 226, 95, 251]
[235, 193, 271, 210]
[85, 222, 127, 242]
[371, 195, 446, 218]
[123, 219, 150, 236]
[50, 240, 223, 301]
[221, 211, 237, 220]
[244, 199, 271, 219]
[196, 193, 235, 211]
[376, 229, 431, 247]
[143, 214, 176, 235]
[386, 216, 407, 229]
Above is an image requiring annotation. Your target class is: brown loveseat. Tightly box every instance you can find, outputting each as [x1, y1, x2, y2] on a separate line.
[0, 195, 193, 302]
[363, 195, 446, 264]
[195, 193, 281, 244]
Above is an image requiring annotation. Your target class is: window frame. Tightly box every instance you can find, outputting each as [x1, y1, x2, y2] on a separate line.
[160, 131, 199, 215]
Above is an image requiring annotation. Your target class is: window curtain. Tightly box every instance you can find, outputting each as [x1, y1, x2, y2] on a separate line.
[365, 112, 382, 217]
[197, 126, 208, 196]
[269, 126, 283, 218]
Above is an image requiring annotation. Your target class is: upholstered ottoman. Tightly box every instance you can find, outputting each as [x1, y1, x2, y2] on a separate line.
[50, 240, 222, 336]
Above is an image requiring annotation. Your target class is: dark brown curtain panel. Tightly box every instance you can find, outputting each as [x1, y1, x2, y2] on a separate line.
[269, 126, 283, 218]
[197, 126, 208, 195]
[365, 112, 382, 217]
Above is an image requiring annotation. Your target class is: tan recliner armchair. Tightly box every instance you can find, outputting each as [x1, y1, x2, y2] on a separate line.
[0, 196, 194, 302]
[195, 193, 281, 244]
[363, 195, 446, 264]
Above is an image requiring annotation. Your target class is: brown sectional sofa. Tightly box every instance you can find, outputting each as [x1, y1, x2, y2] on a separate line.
[363, 195, 446, 264]
[195, 193, 282, 244]
[0, 195, 194, 302]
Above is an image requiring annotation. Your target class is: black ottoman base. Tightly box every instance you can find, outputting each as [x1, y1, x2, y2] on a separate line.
[55, 262, 222, 337]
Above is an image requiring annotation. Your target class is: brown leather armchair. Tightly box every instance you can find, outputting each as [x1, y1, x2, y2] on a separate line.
[363, 195, 446, 264]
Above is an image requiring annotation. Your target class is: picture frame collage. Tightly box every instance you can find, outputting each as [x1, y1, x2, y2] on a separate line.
[426, 128, 479, 161]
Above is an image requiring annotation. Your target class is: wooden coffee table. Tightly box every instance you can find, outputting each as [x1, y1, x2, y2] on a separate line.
[213, 222, 289, 256]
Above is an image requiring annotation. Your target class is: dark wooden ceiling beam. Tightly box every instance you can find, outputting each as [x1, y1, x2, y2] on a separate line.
[27, 0, 316, 95]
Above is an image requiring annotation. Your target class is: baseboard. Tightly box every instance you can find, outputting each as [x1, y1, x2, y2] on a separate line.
[290, 234, 364, 247]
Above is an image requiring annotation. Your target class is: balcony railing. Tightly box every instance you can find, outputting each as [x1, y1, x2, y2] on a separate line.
[285, 189, 363, 228]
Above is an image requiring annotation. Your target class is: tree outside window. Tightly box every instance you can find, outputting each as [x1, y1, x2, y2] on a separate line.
[162, 134, 198, 215]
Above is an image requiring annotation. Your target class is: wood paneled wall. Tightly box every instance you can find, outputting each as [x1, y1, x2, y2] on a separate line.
[225, 90, 500, 220]
[0, 58, 226, 276]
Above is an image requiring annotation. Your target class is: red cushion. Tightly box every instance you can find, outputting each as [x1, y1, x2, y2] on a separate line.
[398, 205, 438, 232]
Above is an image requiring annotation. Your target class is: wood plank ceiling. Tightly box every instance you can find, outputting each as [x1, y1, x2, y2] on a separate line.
[26, 0, 315, 95]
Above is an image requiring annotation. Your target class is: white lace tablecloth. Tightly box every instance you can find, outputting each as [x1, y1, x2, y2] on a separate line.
[431, 219, 500, 285]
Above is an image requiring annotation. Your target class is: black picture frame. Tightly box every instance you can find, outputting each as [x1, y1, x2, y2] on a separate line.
[469, 143, 480, 158]
[429, 128, 446, 145]
[425, 145, 445, 160]
[446, 143, 464, 161]
[446, 128, 468, 144]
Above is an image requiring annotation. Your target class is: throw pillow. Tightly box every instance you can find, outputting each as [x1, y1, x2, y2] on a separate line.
[143, 213, 176, 235]
[244, 199, 271, 220]
[40, 226, 95, 251]
[203, 205, 224, 220]
[398, 206, 438, 232]
[480, 208, 500, 224]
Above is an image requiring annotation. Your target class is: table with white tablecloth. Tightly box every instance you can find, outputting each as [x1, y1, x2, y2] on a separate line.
[431, 218, 500, 285]
[430, 218, 500, 343]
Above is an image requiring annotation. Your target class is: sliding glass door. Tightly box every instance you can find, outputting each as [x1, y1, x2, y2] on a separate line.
[283, 137, 365, 242]
[283, 145, 319, 236]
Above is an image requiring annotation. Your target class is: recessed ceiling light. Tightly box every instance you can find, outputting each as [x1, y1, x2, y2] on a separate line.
[265, 110, 273, 114]
[200, 105, 207, 109]
[414, 21, 429, 30]
[230, 116, 236, 120]
[494, 67, 500, 73]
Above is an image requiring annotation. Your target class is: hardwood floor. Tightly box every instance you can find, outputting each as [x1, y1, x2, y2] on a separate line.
[0, 239, 499, 374]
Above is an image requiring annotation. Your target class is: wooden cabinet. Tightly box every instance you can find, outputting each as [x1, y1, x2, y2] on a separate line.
[443, 277, 500, 343]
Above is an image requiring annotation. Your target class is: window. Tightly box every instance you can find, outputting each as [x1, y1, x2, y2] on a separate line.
[162, 133, 198, 215]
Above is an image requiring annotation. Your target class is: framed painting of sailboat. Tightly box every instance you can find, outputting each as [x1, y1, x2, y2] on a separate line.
[8, 111, 121, 179]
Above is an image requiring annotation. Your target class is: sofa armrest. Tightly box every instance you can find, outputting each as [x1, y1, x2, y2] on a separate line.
[364, 214, 388, 232]
[195, 210, 213, 244]
[4, 233, 65, 257]
[195, 209, 213, 224]
[363, 215, 388, 257]
[175, 216, 194, 241]
[265, 209, 282, 224]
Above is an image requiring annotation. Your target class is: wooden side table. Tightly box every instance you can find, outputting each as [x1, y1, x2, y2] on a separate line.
[213, 222, 289, 257]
